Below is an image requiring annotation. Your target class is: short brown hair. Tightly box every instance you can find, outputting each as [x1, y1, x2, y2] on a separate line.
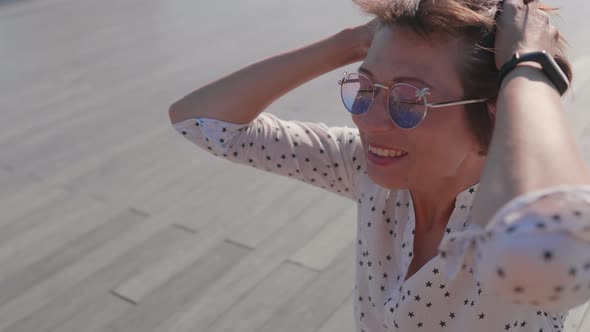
[353, 0, 572, 155]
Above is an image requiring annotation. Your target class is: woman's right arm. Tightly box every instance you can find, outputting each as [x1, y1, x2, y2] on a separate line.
[168, 23, 376, 125]
[169, 22, 377, 200]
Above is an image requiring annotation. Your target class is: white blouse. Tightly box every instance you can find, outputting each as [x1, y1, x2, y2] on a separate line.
[172, 112, 590, 332]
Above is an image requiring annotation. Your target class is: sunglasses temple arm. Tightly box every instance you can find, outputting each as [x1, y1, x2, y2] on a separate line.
[426, 98, 488, 108]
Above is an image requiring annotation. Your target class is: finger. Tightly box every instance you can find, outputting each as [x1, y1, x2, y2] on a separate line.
[503, 0, 526, 11]
[524, 3, 551, 26]
[497, 0, 522, 25]
[549, 25, 560, 42]
[536, 7, 551, 26]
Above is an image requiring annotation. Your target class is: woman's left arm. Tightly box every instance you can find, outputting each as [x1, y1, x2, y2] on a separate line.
[444, 0, 590, 311]
[470, 0, 590, 226]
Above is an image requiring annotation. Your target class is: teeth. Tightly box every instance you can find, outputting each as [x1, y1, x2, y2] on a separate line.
[369, 145, 407, 158]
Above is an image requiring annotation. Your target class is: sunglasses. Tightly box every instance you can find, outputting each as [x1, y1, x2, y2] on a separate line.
[338, 71, 488, 129]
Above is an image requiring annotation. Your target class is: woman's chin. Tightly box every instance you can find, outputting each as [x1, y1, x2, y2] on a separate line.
[366, 170, 407, 190]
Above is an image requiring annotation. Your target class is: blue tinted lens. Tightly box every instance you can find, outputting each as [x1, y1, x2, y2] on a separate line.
[388, 102, 425, 129]
[388, 84, 426, 129]
[341, 74, 373, 115]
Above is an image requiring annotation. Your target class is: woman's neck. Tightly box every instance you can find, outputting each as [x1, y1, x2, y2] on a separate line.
[409, 157, 484, 233]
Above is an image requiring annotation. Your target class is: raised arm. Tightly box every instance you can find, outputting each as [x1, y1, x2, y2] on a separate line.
[438, 0, 590, 313]
[169, 21, 379, 200]
[470, 0, 590, 226]
[168, 20, 377, 125]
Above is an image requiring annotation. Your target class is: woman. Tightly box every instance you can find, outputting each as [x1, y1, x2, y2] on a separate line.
[169, 0, 590, 331]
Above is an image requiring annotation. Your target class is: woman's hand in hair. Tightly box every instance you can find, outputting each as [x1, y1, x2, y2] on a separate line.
[341, 18, 380, 63]
[494, 0, 559, 70]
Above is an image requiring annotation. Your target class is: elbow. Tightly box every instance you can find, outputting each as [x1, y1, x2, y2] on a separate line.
[168, 99, 184, 125]
[476, 229, 590, 312]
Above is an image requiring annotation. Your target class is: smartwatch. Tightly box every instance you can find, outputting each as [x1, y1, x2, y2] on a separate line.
[498, 51, 569, 96]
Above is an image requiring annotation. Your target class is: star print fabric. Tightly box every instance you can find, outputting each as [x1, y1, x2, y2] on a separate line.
[172, 113, 590, 332]
[439, 186, 590, 313]
[172, 113, 364, 200]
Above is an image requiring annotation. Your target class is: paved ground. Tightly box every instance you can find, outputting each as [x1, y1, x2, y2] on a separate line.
[0, 0, 589, 331]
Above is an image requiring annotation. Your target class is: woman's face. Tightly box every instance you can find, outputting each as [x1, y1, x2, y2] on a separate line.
[352, 26, 484, 190]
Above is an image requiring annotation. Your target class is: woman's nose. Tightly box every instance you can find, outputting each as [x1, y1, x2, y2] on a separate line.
[355, 90, 397, 132]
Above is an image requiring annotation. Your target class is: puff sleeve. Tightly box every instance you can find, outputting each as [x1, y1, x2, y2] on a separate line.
[438, 186, 590, 312]
[171, 113, 365, 201]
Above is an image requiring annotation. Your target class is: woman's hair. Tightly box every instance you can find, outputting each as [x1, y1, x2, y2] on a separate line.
[353, 0, 573, 155]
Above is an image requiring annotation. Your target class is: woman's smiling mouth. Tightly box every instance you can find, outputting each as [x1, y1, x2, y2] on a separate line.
[367, 144, 409, 166]
[368, 144, 408, 157]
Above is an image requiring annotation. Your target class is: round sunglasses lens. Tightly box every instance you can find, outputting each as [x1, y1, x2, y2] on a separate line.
[341, 74, 373, 115]
[388, 84, 427, 129]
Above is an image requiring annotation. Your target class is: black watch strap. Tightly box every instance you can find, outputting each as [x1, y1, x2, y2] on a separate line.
[497, 51, 569, 96]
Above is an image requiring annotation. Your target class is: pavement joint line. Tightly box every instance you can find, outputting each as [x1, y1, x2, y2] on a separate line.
[128, 206, 151, 218]
[109, 289, 139, 306]
[171, 223, 198, 234]
[223, 237, 255, 251]
[285, 258, 322, 273]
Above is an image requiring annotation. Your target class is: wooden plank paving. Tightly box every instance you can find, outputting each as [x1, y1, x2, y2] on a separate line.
[2, 224, 199, 332]
[0, 0, 589, 332]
